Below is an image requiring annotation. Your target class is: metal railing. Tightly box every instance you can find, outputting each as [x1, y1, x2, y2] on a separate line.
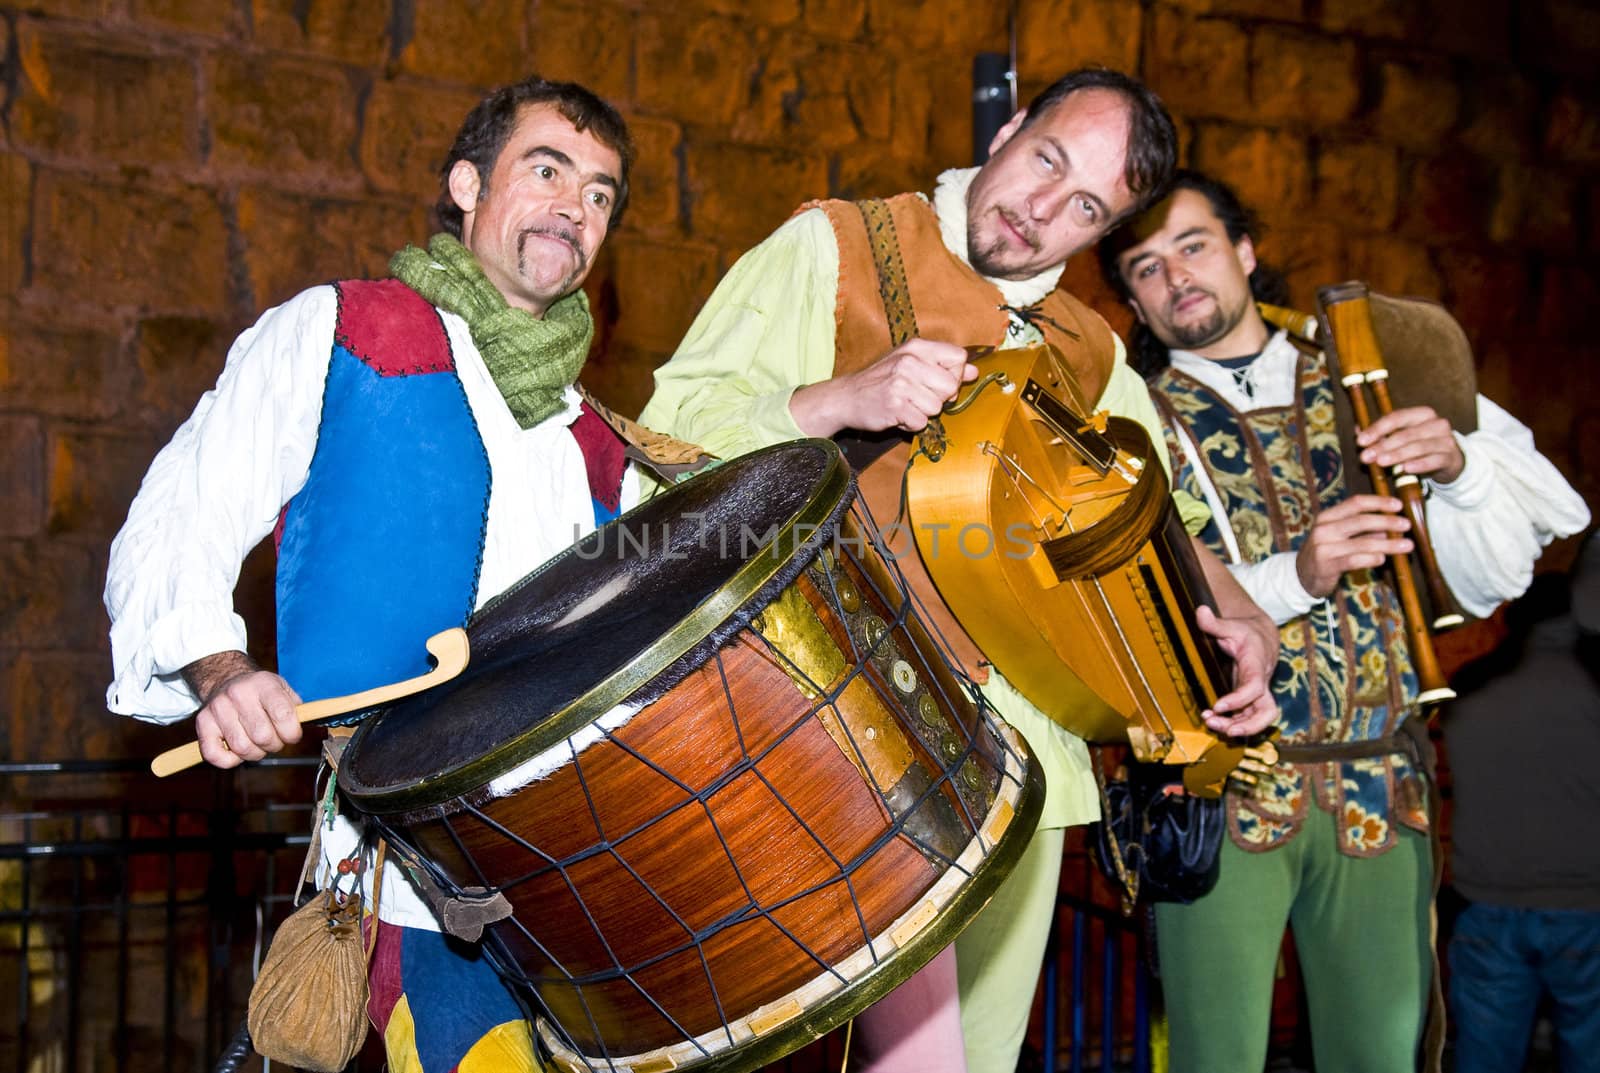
[1, 759, 317, 1073]
[1042, 897, 1151, 1073]
[4, 760, 1153, 1073]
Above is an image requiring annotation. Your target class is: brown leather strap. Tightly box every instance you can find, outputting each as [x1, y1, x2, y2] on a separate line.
[1273, 728, 1423, 768]
[833, 199, 921, 473]
[859, 198, 919, 347]
[381, 834, 514, 943]
[365, 839, 386, 964]
[1090, 745, 1140, 913]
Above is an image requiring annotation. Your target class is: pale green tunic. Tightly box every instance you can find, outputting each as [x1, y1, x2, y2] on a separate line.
[641, 205, 1201, 831]
[641, 202, 1210, 1073]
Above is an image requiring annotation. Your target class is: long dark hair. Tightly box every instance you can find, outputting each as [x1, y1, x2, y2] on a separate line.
[1096, 169, 1291, 376]
[436, 76, 634, 237]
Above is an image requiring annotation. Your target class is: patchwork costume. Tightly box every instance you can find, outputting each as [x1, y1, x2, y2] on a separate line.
[639, 167, 1202, 1073]
[1147, 331, 1588, 1072]
[107, 244, 638, 1071]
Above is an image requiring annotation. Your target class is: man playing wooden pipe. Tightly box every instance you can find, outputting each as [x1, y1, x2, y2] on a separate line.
[105, 77, 650, 1072]
[640, 69, 1280, 1073]
[1098, 168, 1590, 1073]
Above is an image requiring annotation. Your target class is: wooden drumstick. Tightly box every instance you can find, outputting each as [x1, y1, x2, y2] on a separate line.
[150, 627, 471, 778]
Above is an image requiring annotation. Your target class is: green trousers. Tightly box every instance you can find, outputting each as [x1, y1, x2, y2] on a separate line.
[956, 826, 1065, 1073]
[1154, 806, 1432, 1073]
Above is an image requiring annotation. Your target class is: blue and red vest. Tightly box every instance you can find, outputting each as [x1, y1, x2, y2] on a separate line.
[274, 279, 626, 706]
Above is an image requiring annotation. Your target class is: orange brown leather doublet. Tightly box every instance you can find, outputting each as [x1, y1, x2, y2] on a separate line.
[803, 193, 1118, 679]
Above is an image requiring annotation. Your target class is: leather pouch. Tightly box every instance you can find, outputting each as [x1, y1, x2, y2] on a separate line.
[1091, 759, 1226, 907]
[246, 887, 373, 1070]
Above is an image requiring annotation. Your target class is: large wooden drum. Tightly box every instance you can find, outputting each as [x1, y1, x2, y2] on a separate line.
[338, 439, 1042, 1073]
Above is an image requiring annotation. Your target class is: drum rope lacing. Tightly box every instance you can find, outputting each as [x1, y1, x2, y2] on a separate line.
[378, 504, 1030, 1070]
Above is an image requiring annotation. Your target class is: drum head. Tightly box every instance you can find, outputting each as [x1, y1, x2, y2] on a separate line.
[340, 439, 853, 816]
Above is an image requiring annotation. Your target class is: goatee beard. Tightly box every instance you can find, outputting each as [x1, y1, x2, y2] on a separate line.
[969, 235, 1008, 278]
[1169, 305, 1228, 350]
[517, 227, 586, 296]
[967, 211, 1038, 279]
[1165, 288, 1250, 351]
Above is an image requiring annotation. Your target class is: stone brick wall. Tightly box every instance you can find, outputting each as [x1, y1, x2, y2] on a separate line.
[2, 0, 1595, 763]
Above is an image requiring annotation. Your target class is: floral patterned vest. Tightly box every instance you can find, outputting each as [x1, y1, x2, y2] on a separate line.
[1151, 350, 1430, 857]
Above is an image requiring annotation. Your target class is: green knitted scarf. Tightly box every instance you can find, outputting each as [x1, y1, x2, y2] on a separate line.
[390, 233, 593, 429]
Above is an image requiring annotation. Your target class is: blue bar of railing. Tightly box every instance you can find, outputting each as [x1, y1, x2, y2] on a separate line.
[1101, 926, 1116, 1069]
[164, 800, 179, 1073]
[116, 804, 132, 1073]
[208, 794, 240, 1064]
[16, 819, 31, 1073]
[66, 812, 84, 1073]
[1071, 910, 1086, 1072]
[1134, 925, 1151, 1073]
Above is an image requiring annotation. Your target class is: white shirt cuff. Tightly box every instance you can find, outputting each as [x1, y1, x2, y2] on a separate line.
[1227, 552, 1320, 626]
[1427, 431, 1492, 509]
[107, 602, 249, 720]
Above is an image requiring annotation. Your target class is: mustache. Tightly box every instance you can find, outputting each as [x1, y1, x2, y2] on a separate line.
[1168, 286, 1214, 313]
[517, 224, 582, 257]
[997, 208, 1041, 252]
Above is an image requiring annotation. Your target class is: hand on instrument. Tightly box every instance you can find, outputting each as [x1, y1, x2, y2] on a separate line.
[1356, 405, 1465, 484]
[184, 650, 302, 769]
[1194, 605, 1279, 738]
[1294, 495, 1413, 599]
[789, 338, 978, 437]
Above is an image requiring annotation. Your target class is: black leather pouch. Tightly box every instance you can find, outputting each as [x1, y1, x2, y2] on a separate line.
[1091, 760, 1225, 906]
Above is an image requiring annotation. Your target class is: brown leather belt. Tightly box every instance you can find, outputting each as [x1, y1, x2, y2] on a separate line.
[1271, 718, 1434, 776]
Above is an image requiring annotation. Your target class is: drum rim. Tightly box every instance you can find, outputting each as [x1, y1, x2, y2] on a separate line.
[340, 438, 854, 816]
[531, 722, 1048, 1073]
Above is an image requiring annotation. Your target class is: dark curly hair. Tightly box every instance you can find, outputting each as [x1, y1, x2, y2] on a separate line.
[436, 76, 634, 237]
[1096, 169, 1291, 376]
[1016, 67, 1178, 216]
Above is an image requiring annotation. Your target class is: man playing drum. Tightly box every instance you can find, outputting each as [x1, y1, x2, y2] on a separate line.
[106, 77, 643, 1072]
[639, 67, 1282, 1073]
[1097, 169, 1589, 1072]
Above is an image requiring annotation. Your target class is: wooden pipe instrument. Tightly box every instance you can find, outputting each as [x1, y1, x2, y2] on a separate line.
[1262, 287, 1459, 705]
[1256, 301, 1319, 345]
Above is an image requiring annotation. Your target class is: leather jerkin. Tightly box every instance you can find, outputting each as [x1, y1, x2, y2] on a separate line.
[806, 192, 1117, 679]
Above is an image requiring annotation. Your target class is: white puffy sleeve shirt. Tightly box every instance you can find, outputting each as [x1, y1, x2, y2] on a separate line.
[105, 284, 638, 719]
[105, 285, 640, 929]
[1167, 335, 1590, 624]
